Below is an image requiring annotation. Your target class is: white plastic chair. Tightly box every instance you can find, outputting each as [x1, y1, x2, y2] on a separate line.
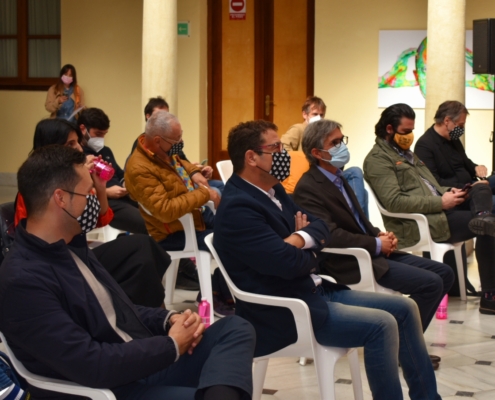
[365, 182, 466, 301]
[216, 160, 233, 184]
[204, 234, 363, 400]
[86, 225, 126, 247]
[138, 201, 215, 323]
[322, 247, 399, 295]
[0, 332, 115, 400]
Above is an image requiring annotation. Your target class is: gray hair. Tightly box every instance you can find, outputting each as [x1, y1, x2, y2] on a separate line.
[302, 119, 343, 165]
[145, 110, 180, 138]
[434, 100, 469, 124]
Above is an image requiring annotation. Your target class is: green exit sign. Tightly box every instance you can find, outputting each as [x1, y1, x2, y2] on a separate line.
[178, 21, 190, 37]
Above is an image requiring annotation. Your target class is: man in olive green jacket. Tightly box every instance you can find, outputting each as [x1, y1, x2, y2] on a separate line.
[364, 103, 495, 315]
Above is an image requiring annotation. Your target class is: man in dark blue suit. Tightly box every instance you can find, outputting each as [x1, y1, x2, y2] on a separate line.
[214, 120, 440, 400]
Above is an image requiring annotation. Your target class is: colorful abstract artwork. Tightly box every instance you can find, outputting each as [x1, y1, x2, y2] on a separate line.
[378, 31, 494, 109]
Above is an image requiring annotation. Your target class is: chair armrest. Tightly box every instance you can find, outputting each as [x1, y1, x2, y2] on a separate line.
[177, 213, 198, 253]
[321, 247, 376, 292]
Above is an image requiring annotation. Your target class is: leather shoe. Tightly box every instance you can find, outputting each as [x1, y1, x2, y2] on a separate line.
[479, 292, 495, 315]
[468, 213, 495, 237]
[432, 361, 439, 370]
[175, 271, 200, 291]
[429, 355, 441, 363]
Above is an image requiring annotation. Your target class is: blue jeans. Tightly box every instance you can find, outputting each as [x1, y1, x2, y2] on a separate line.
[314, 287, 440, 400]
[111, 316, 255, 399]
[208, 179, 225, 196]
[376, 253, 454, 331]
[342, 167, 369, 218]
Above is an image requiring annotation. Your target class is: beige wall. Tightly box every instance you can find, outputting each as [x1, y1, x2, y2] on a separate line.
[0, 0, 206, 177]
[315, 0, 495, 174]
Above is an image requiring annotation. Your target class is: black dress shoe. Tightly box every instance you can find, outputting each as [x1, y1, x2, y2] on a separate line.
[429, 355, 441, 363]
[432, 361, 439, 370]
[468, 214, 495, 237]
[175, 272, 200, 291]
[479, 293, 495, 315]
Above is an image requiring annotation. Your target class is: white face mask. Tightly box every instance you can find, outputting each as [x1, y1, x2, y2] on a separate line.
[308, 115, 322, 124]
[87, 137, 104, 153]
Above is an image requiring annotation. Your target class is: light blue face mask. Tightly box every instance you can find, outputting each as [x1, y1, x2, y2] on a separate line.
[319, 143, 350, 169]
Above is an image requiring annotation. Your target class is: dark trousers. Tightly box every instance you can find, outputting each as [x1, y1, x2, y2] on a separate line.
[108, 198, 148, 235]
[158, 208, 215, 252]
[92, 234, 171, 307]
[442, 183, 495, 291]
[111, 316, 255, 400]
[376, 253, 454, 331]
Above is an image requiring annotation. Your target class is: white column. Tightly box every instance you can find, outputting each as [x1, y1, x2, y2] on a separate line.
[142, 0, 178, 114]
[425, 0, 466, 130]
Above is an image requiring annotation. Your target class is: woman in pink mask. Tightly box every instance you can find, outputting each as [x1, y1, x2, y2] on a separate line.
[45, 64, 85, 122]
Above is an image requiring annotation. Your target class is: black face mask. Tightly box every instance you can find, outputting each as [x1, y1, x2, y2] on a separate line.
[168, 141, 184, 156]
[449, 125, 464, 140]
[257, 149, 291, 182]
[62, 195, 101, 234]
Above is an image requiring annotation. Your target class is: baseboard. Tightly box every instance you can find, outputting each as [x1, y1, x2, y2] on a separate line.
[0, 173, 17, 187]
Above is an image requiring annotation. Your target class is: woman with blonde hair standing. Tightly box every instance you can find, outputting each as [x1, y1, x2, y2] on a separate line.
[45, 64, 84, 122]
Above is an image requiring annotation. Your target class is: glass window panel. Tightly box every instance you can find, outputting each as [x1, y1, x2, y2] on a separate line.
[28, 39, 60, 77]
[0, 0, 17, 35]
[0, 39, 17, 77]
[28, 0, 60, 35]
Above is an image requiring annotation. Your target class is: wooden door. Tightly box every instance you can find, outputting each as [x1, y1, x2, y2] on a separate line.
[208, 0, 314, 168]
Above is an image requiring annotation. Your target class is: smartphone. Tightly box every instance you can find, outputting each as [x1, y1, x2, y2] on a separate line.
[200, 159, 208, 166]
[462, 183, 472, 192]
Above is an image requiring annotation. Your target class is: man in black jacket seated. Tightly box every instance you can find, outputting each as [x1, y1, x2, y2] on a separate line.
[415, 100, 495, 208]
[0, 146, 254, 400]
[80, 107, 148, 234]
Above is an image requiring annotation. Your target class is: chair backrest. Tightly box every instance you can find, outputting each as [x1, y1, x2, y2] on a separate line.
[365, 181, 433, 253]
[0, 333, 115, 400]
[216, 160, 233, 184]
[204, 233, 317, 358]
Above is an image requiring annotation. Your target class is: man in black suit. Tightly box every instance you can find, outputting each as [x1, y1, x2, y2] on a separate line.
[292, 120, 454, 343]
[213, 120, 441, 399]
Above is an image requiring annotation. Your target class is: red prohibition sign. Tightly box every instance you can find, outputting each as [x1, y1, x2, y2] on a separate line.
[231, 0, 245, 12]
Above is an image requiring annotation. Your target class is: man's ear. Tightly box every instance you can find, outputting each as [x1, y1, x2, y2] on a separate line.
[385, 124, 394, 135]
[245, 150, 258, 167]
[53, 188, 67, 208]
[310, 148, 321, 162]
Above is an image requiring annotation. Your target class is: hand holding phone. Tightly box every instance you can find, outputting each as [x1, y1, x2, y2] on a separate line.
[462, 183, 472, 192]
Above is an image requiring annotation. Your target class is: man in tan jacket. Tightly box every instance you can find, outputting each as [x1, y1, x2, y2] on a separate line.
[125, 110, 219, 249]
[280, 96, 326, 151]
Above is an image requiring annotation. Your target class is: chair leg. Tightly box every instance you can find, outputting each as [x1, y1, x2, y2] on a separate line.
[252, 359, 269, 400]
[313, 346, 347, 400]
[348, 349, 364, 400]
[164, 259, 180, 307]
[196, 251, 214, 323]
[454, 244, 467, 301]
[299, 357, 307, 366]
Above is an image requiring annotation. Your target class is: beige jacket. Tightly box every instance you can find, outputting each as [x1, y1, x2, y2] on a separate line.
[45, 84, 85, 117]
[280, 121, 308, 151]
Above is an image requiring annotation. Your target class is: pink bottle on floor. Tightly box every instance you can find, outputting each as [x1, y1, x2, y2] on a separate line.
[436, 294, 448, 319]
[198, 297, 211, 328]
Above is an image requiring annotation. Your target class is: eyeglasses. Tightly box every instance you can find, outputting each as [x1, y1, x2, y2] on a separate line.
[255, 142, 283, 154]
[62, 188, 95, 197]
[157, 135, 183, 145]
[326, 136, 348, 148]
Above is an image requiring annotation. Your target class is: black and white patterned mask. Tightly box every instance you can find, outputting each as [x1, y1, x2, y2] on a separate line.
[269, 150, 291, 182]
[168, 141, 185, 156]
[449, 126, 465, 141]
[77, 195, 101, 234]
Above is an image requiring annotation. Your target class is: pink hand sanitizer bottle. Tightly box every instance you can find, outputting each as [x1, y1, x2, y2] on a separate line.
[436, 294, 448, 319]
[93, 160, 115, 181]
[198, 297, 211, 328]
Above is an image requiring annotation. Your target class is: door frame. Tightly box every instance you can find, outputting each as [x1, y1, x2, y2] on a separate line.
[207, 0, 315, 170]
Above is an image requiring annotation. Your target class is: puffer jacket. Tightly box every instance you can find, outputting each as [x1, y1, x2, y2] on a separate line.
[124, 134, 210, 242]
[363, 137, 451, 248]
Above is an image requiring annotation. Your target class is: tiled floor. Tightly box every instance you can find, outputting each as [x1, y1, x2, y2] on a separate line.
[1, 185, 494, 399]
